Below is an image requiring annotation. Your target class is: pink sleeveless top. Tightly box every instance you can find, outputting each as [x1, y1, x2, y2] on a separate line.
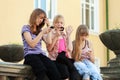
[58, 38, 66, 53]
[47, 31, 68, 60]
[81, 40, 91, 59]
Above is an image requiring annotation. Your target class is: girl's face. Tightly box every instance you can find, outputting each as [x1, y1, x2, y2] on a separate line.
[80, 34, 88, 41]
[54, 18, 64, 30]
[36, 13, 45, 26]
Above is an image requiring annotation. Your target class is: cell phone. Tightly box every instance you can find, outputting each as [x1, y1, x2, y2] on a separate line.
[60, 27, 64, 31]
[50, 26, 64, 31]
[50, 26, 54, 29]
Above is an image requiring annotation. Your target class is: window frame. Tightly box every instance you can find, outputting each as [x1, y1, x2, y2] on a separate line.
[81, 0, 99, 33]
[34, 0, 57, 21]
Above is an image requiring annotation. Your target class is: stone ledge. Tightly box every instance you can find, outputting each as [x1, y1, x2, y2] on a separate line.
[102, 75, 120, 80]
[0, 61, 35, 80]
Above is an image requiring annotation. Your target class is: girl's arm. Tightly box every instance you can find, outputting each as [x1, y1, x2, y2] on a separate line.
[66, 26, 73, 58]
[43, 30, 52, 44]
[42, 18, 52, 43]
[45, 30, 60, 51]
[66, 26, 73, 52]
[47, 36, 59, 51]
[66, 36, 73, 58]
[88, 41, 95, 63]
[23, 27, 49, 48]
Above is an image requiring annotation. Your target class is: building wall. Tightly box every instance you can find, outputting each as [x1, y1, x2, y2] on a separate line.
[108, 0, 120, 60]
[0, 0, 113, 67]
[0, 0, 34, 45]
[57, 0, 81, 40]
[89, 0, 107, 66]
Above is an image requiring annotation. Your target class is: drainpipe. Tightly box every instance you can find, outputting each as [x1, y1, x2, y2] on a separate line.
[106, 0, 109, 62]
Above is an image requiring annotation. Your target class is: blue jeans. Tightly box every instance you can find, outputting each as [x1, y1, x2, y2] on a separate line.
[74, 59, 103, 80]
[74, 61, 90, 80]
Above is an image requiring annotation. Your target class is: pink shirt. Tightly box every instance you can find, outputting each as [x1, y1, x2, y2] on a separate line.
[47, 30, 69, 60]
[81, 40, 91, 59]
[58, 38, 66, 53]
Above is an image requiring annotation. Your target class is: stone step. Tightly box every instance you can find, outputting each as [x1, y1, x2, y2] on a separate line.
[102, 75, 120, 80]
[101, 64, 120, 80]
[108, 62, 120, 67]
[0, 61, 35, 80]
[107, 57, 120, 67]
[101, 67, 120, 74]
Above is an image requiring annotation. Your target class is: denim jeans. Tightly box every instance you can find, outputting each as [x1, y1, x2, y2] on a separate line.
[74, 61, 90, 80]
[74, 59, 103, 80]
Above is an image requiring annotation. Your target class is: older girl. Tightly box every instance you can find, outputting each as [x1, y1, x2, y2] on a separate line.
[21, 8, 62, 80]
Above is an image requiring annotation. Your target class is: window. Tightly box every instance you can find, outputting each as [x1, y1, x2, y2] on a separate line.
[81, 0, 99, 33]
[34, 0, 57, 21]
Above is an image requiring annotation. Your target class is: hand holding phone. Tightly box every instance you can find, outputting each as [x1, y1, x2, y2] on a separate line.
[86, 49, 92, 57]
[50, 26, 54, 29]
[44, 18, 50, 27]
[50, 26, 64, 31]
[59, 27, 64, 31]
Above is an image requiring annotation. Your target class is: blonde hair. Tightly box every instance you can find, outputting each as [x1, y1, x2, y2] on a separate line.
[72, 25, 89, 61]
[53, 15, 65, 25]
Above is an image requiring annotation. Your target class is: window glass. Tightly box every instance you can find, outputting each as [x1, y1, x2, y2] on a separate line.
[34, 0, 57, 21]
[81, 0, 99, 33]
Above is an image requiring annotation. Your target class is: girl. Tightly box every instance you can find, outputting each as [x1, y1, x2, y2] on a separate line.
[72, 25, 103, 80]
[46, 15, 80, 80]
[21, 8, 62, 80]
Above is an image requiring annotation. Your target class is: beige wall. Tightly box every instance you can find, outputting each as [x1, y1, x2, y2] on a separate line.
[57, 0, 81, 41]
[108, 0, 120, 60]
[109, 0, 120, 29]
[0, 0, 114, 67]
[97, 0, 107, 66]
[0, 0, 33, 45]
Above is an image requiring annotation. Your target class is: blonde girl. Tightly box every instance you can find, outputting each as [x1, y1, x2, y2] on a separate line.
[46, 15, 80, 80]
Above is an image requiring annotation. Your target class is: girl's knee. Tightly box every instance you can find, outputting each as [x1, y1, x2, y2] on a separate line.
[83, 73, 90, 80]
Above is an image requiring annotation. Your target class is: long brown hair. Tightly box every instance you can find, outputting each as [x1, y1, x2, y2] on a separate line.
[29, 8, 46, 35]
[72, 25, 89, 61]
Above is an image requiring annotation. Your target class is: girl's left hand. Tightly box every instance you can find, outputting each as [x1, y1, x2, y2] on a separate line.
[65, 25, 73, 36]
[86, 49, 93, 57]
[42, 27, 51, 34]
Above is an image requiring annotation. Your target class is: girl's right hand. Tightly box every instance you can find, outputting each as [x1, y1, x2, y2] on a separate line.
[42, 27, 51, 34]
[86, 49, 92, 56]
[44, 18, 50, 27]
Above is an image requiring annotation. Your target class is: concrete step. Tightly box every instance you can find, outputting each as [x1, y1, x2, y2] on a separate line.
[102, 75, 120, 80]
[101, 67, 120, 74]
